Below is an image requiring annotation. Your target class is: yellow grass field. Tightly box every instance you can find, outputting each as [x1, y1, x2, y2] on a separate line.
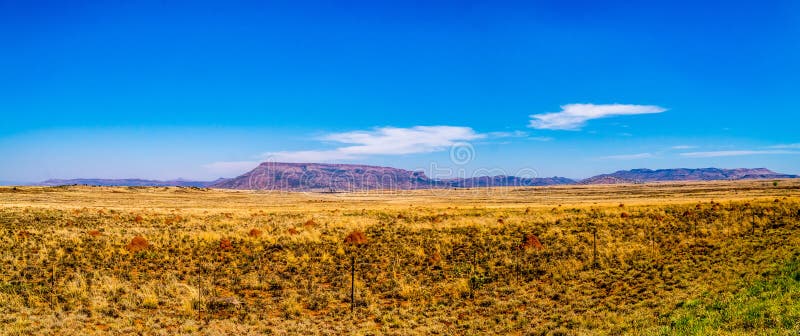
[1, 179, 799, 335]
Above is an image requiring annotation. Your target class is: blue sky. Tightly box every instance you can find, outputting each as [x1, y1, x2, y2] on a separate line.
[1, 0, 798, 182]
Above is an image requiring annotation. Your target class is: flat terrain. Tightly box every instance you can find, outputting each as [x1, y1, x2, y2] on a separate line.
[1, 180, 799, 335]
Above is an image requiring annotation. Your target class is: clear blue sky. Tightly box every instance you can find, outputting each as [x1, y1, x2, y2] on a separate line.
[1, 0, 798, 182]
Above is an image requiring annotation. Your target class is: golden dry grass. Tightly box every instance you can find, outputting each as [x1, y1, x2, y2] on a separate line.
[0, 179, 799, 335]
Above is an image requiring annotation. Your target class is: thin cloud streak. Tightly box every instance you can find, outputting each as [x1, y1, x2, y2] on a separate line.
[599, 153, 654, 160]
[529, 103, 667, 130]
[680, 150, 799, 158]
[769, 143, 800, 149]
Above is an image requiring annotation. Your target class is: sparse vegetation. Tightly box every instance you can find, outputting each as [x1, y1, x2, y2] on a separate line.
[0, 179, 798, 334]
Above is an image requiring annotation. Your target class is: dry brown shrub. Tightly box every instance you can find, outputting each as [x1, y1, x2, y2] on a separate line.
[287, 228, 300, 235]
[620, 212, 630, 218]
[344, 230, 368, 246]
[219, 238, 233, 251]
[619, 203, 625, 207]
[427, 251, 442, 264]
[134, 215, 144, 223]
[88, 230, 102, 237]
[497, 218, 505, 224]
[17, 230, 31, 239]
[519, 234, 543, 250]
[303, 219, 317, 228]
[126, 236, 149, 252]
[248, 228, 262, 237]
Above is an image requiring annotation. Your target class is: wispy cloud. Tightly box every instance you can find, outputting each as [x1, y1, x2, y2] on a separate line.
[528, 136, 554, 142]
[487, 130, 528, 138]
[671, 145, 697, 150]
[265, 126, 485, 162]
[680, 150, 799, 158]
[769, 143, 800, 149]
[599, 152, 654, 160]
[528, 103, 667, 130]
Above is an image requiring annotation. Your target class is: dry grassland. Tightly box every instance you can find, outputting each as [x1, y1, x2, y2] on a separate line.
[0, 179, 799, 335]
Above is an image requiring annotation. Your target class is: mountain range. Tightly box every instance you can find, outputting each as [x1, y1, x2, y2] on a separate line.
[26, 163, 797, 191]
[37, 178, 226, 188]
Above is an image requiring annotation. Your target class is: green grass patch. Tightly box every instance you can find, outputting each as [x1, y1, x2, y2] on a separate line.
[663, 257, 800, 335]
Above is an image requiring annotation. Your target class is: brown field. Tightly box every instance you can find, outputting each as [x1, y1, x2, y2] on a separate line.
[1, 179, 799, 335]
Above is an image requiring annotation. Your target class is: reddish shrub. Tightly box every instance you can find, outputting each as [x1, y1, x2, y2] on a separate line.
[134, 215, 144, 223]
[620, 212, 630, 218]
[497, 218, 505, 224]
[287, 228, 299, 235]
[219, 238, 233, 251]
[248, 228, 262, 237]
[303, 219, 317, 228]
[619, 203, 625, 207]
[126, 236, 149, 252]
[17, 230, 31, 239]
[519, 234, 544, 251]
[344, 230, 368, 246]
[88, 230, 102, 237]
[427, 251, 442, 264]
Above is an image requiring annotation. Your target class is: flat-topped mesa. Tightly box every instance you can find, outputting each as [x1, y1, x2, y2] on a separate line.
[211, 162, 434, 191]
[210, 162, 575, 191]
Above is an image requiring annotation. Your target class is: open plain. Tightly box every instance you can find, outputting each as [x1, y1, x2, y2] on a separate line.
[1, 179, 799, 335]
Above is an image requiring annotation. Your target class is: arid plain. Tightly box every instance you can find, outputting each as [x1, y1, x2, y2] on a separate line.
[1, 180, 799, 335]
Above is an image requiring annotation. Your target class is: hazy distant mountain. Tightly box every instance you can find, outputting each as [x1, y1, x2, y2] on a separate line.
[579, 168, 797, 184]
[39, 178, 225, 187]
[30, 165, 796, 190]
[210, 162, 574, 191]
[443, 175, 575, 188]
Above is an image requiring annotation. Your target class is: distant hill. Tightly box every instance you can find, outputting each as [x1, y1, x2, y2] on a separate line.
[443, 175, 575, 188]
[210, 162, 575, 191]
[579, 168, 797, 184]
[31, 165, 796, 190]
[39, 178, 225, 187]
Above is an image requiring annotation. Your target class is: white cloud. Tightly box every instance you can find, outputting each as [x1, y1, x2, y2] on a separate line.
[529, 103, 667, 130]
[671, 145, 697, 149]
[599, 153, 654, 160]
[680, 150, 798, 158]
[528, 136, 554, 142]
[264, 126, 485, 162]
[769, 143, 800, 149]
[487, 131, 528, 138]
